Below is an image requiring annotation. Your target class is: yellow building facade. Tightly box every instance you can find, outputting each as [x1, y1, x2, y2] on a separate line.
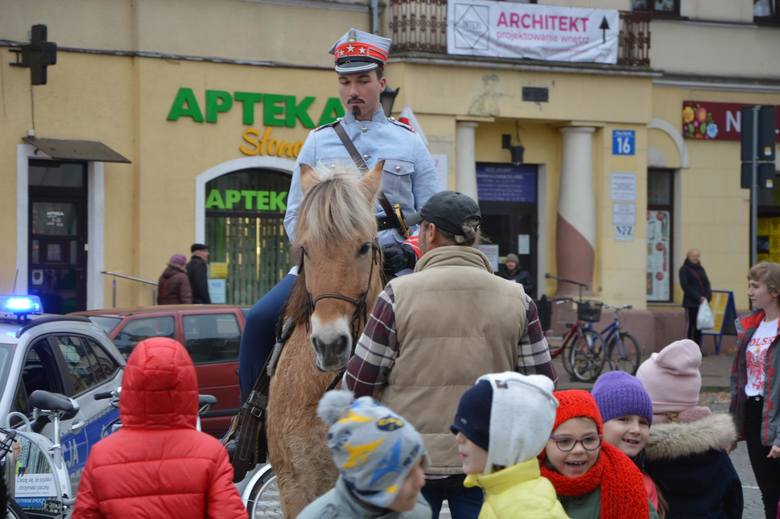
[1, 0, 779, 344]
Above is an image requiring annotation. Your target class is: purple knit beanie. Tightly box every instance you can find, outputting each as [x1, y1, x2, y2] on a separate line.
[169, 254, 187, 267]
[592, 371, 653, 425]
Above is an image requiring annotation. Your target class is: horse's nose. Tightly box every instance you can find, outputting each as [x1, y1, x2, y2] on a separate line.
[311, 333, 350, 355]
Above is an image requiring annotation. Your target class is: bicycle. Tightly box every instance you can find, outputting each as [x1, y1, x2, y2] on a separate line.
[598, 304, 642, 375]
[544, 273, 606, 382]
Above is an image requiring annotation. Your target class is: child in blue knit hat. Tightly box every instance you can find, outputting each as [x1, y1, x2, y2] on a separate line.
[298, 390, 431, 519]
[592, 370, 660, 514]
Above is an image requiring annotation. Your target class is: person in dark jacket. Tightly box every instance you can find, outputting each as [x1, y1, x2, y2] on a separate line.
[187, 243, 211, 304]
[157, 254, 192, 304]
[638, 339, 743, 519]
[498, 253, 535, 299]
[679, 249, 712, 347]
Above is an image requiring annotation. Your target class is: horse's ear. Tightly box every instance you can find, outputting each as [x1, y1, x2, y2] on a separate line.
[300, 163, 319, 195]
[360, 160, 383, 201]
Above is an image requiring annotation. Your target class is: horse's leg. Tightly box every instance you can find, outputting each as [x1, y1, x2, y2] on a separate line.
[267, 330, 338, 517]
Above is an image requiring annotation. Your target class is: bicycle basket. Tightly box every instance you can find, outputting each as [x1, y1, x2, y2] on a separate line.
[577, 300, 603, 322]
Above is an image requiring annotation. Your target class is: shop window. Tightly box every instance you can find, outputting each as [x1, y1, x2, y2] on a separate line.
[754, 0, 780, 23]
[205, 168, 291, 305]
[647, 169, 674, 302]
[631, 0, 680, 16]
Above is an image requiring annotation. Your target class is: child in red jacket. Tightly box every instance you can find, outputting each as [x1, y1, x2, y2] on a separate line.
[73, 337, 246, 519]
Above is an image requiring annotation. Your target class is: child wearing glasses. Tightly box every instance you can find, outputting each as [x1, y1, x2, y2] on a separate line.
[592, 371, 661, 515]
[637, 339, 743, 519]
[449, 372, 568, 518]
[539, 389, 654, 519]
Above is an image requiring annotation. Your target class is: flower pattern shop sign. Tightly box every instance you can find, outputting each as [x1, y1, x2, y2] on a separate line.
[447, 0, 619, 64]
[682, 101, 780, 141]
[167, 87, 345, 157]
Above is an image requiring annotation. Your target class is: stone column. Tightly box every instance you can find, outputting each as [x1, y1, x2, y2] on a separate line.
[556, 126, 596, 296]
[455, 121, 479, 199]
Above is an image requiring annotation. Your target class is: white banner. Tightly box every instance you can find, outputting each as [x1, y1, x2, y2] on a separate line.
[447, 0, 619, 64]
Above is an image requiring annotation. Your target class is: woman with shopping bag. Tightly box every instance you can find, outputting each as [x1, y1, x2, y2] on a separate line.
[679, 248, 712, 347]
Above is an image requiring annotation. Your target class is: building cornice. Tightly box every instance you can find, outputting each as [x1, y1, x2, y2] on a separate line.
[654, 74, 780, 93]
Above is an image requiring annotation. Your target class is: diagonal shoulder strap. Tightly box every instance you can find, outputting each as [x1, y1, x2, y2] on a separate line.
[333, 120, 369, 172]
[332, 121, 402, 230]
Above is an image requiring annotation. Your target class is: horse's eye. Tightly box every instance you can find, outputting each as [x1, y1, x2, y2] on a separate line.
[358, 243, 371, 256]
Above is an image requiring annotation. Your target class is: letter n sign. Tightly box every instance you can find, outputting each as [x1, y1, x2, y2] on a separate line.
[612, 130, 635, 156]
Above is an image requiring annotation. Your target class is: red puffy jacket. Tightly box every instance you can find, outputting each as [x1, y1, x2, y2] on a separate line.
[73, 338, 246, 519]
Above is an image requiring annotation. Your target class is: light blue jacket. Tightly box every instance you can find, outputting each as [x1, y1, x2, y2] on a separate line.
[284, 108, 439, 246]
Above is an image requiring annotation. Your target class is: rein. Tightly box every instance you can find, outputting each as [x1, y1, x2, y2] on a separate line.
[297, 241, 381, 347]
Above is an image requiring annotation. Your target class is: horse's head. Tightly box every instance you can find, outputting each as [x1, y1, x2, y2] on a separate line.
[291, 162, 383, 372]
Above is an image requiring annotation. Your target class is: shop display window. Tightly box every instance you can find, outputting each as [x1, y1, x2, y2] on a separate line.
[754, 0, 779, 23]
[205, 168, 291, 305]
[647, 169, 674, 302]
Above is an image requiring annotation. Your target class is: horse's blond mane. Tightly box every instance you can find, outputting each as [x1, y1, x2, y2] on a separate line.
[293, 168, 377, 247]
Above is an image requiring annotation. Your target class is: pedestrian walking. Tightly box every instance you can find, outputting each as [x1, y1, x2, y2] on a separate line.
[679, 248, 712, 347]
[72, 337, 246, 519]
[187, 243, 211, 304]
[157, 253, 192, 304]
[498, 253, 535, 298]
[638, 339, 742, 519]
[298, 389, 431, 519]
[450, 372, 567, 519]
[237, 27, 440, 401]
[730, 261, 780, 519]
[344, 190, 556, 519]
[539, 389, 653, 519]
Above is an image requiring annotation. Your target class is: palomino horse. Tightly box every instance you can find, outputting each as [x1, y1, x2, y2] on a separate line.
[266, 161, 384, 517]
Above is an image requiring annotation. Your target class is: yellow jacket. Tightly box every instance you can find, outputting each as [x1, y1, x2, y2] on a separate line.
[464, 459, 570, 519]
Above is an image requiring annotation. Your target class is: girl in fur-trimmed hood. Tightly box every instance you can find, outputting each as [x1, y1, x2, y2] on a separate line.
[637, 340, 743, 519]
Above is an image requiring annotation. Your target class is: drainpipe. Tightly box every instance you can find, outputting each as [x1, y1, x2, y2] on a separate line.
[370, 0, 379, 34]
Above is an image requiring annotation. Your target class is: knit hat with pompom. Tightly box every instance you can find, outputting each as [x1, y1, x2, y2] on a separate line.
[317, 390, 427, 509]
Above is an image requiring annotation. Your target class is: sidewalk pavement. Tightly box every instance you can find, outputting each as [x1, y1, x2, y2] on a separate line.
[554, 350, 734, 392]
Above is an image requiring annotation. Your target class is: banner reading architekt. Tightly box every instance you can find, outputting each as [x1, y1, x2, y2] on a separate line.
[447, 0, 619, 64]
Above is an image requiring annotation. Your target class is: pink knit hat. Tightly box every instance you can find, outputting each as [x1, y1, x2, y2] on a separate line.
[636, 339, 702, 414]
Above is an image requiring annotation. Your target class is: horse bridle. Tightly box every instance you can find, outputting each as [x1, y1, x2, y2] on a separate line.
[297, 240, 381, 346]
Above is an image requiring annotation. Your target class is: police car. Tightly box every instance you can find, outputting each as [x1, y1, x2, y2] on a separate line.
[0, 295, 124, 497]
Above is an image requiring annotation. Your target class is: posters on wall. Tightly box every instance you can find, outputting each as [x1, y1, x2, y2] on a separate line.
[447, 0, 619, 64]
[647, 210, 671, 301]
[610, 173, 636, 241]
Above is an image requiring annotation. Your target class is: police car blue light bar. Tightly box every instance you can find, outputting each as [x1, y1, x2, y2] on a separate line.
[0, 295, 43, 316]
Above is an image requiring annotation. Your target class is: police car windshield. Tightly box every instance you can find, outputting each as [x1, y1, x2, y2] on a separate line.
[0, 343, 13, 391]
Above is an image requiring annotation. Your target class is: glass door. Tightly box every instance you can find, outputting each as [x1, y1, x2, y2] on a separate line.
[28, 161, 88, 314]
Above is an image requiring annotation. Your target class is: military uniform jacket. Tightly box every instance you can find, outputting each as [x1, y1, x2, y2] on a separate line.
[284, 108, 439, 246]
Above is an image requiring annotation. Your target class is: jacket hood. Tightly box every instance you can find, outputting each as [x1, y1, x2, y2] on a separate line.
[415, 245, 493, 273]
[161, 265, 185, 279]
[119, 337, 198, 429]
[644, 413, 736, 461]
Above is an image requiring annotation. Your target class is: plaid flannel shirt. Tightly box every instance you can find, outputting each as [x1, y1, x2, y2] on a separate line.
[344, 285, 557, 397]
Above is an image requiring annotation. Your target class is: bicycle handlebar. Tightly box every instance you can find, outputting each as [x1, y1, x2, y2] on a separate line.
[94, 391, 114, 401]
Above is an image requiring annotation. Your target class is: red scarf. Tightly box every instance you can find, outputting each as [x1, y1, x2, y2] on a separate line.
[540, 442, 649, 519]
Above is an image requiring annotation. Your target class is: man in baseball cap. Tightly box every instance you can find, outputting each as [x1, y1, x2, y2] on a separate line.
[345, 190, 556, 517]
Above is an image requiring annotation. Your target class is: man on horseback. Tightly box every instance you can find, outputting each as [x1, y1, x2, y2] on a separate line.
[344, 191, 557, 519]
[237, 28, 440, 401]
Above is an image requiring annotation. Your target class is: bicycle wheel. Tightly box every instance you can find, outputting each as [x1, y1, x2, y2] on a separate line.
[567, 329, 605, 382]
[247, 468, 283, 519]
[607, 332, 641, 375]
[560, 333, 575, 376]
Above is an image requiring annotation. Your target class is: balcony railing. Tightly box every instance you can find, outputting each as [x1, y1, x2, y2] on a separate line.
[388, 1, 651, 68]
